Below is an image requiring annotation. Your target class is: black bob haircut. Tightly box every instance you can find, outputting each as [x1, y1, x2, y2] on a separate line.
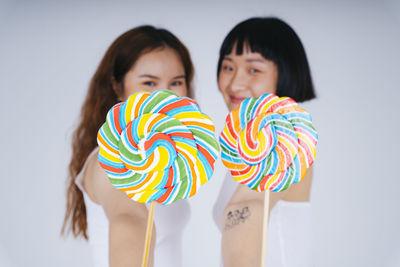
[217, 17, 316, 102]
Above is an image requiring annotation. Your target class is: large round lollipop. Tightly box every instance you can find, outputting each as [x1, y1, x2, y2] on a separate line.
[97, 90, 219, 205]
[220, 93, 318, 192]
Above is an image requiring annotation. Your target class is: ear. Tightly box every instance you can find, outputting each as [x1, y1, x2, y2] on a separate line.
[111, 76, 124, 101]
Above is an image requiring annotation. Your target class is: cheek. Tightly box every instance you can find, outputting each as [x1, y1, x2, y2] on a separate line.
[122, 83, 142, 100]
[250, 76, 277, 97]
[170, 85, 188, 98]
[176, 87, 188, 98]
[122, 72, 135, 89]
[218, 75, 228, 94]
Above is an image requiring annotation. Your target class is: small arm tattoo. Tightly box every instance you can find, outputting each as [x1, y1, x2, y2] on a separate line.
[224, 206, 251, 231]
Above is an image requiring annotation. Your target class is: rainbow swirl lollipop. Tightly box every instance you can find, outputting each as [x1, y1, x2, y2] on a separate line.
[220, 93, 318, 192]
[97, 90, 219, 204]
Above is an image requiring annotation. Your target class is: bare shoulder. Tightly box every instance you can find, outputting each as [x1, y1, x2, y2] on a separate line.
[82, 151, 105, 204]
[83, 151, 148, 221]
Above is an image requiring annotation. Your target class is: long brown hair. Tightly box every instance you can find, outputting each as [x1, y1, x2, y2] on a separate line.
[62, 25, 194, 239]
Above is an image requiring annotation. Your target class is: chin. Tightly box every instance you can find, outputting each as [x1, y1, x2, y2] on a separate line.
[229, 103, 239, 111]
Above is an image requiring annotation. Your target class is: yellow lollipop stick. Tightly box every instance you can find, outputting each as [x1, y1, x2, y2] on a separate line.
[261, 190, 270, 267]
[141, 201, 155, 267]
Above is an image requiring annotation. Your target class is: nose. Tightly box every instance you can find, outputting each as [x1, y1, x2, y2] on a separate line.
[228, 69, 248, 93]
[156, 82, 169, 91]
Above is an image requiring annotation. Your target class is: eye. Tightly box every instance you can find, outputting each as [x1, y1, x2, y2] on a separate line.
[143, 81, 156, 86]
[249, 68, 260, 74]
[171, 80, 183, 86]
[222, 65, 233, 71]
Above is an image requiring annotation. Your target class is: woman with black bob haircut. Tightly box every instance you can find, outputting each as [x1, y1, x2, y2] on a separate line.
[213, 17, 316, 267]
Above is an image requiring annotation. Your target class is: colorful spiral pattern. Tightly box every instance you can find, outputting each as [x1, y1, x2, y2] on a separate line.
[220, 93, 318, 192]
[97, 90, 219, 204]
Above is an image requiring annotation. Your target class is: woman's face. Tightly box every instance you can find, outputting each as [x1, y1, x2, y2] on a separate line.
[218, 45, 278, 111]
[121, 47, 188, 100]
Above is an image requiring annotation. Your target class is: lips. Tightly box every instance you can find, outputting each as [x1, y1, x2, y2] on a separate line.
[230, 95, 247, 105]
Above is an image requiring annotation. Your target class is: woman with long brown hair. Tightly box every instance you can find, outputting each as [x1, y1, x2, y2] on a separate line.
[62, 25, 194, 267]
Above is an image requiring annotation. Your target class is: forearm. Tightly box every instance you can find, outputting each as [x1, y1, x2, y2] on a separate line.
[221, 189, 287, 267]
[221, 200, 264, 267]
[109, 214, 155, 267]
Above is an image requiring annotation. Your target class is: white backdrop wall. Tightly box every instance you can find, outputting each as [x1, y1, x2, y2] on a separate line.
[0, 1, 399, 266]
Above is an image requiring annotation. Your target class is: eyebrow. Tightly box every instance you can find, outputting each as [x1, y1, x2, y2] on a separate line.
[138, 74, 186, 79]
[246, 58, 265, 63]
[173, 75, 186, 79]
[223, 56, 265, 63]
[139, 74, 159, 79]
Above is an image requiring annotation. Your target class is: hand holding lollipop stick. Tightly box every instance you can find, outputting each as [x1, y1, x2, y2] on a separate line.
[220, 93, 318, 267]
[97, 90, 219, 267]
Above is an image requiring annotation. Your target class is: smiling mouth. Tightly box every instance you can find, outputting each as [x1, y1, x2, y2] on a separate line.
[230, 95, 247, 104]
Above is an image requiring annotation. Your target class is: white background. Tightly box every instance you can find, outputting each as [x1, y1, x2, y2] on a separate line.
[1, 0, 400, 266]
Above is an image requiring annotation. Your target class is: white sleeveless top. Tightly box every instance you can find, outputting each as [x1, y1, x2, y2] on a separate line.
[213, 172, 312, 267]
[75, 147, 190, 267]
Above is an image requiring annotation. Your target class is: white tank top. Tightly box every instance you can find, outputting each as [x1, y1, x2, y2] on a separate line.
[213, 172, 312, 267]
[75, 147, 190, 267]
